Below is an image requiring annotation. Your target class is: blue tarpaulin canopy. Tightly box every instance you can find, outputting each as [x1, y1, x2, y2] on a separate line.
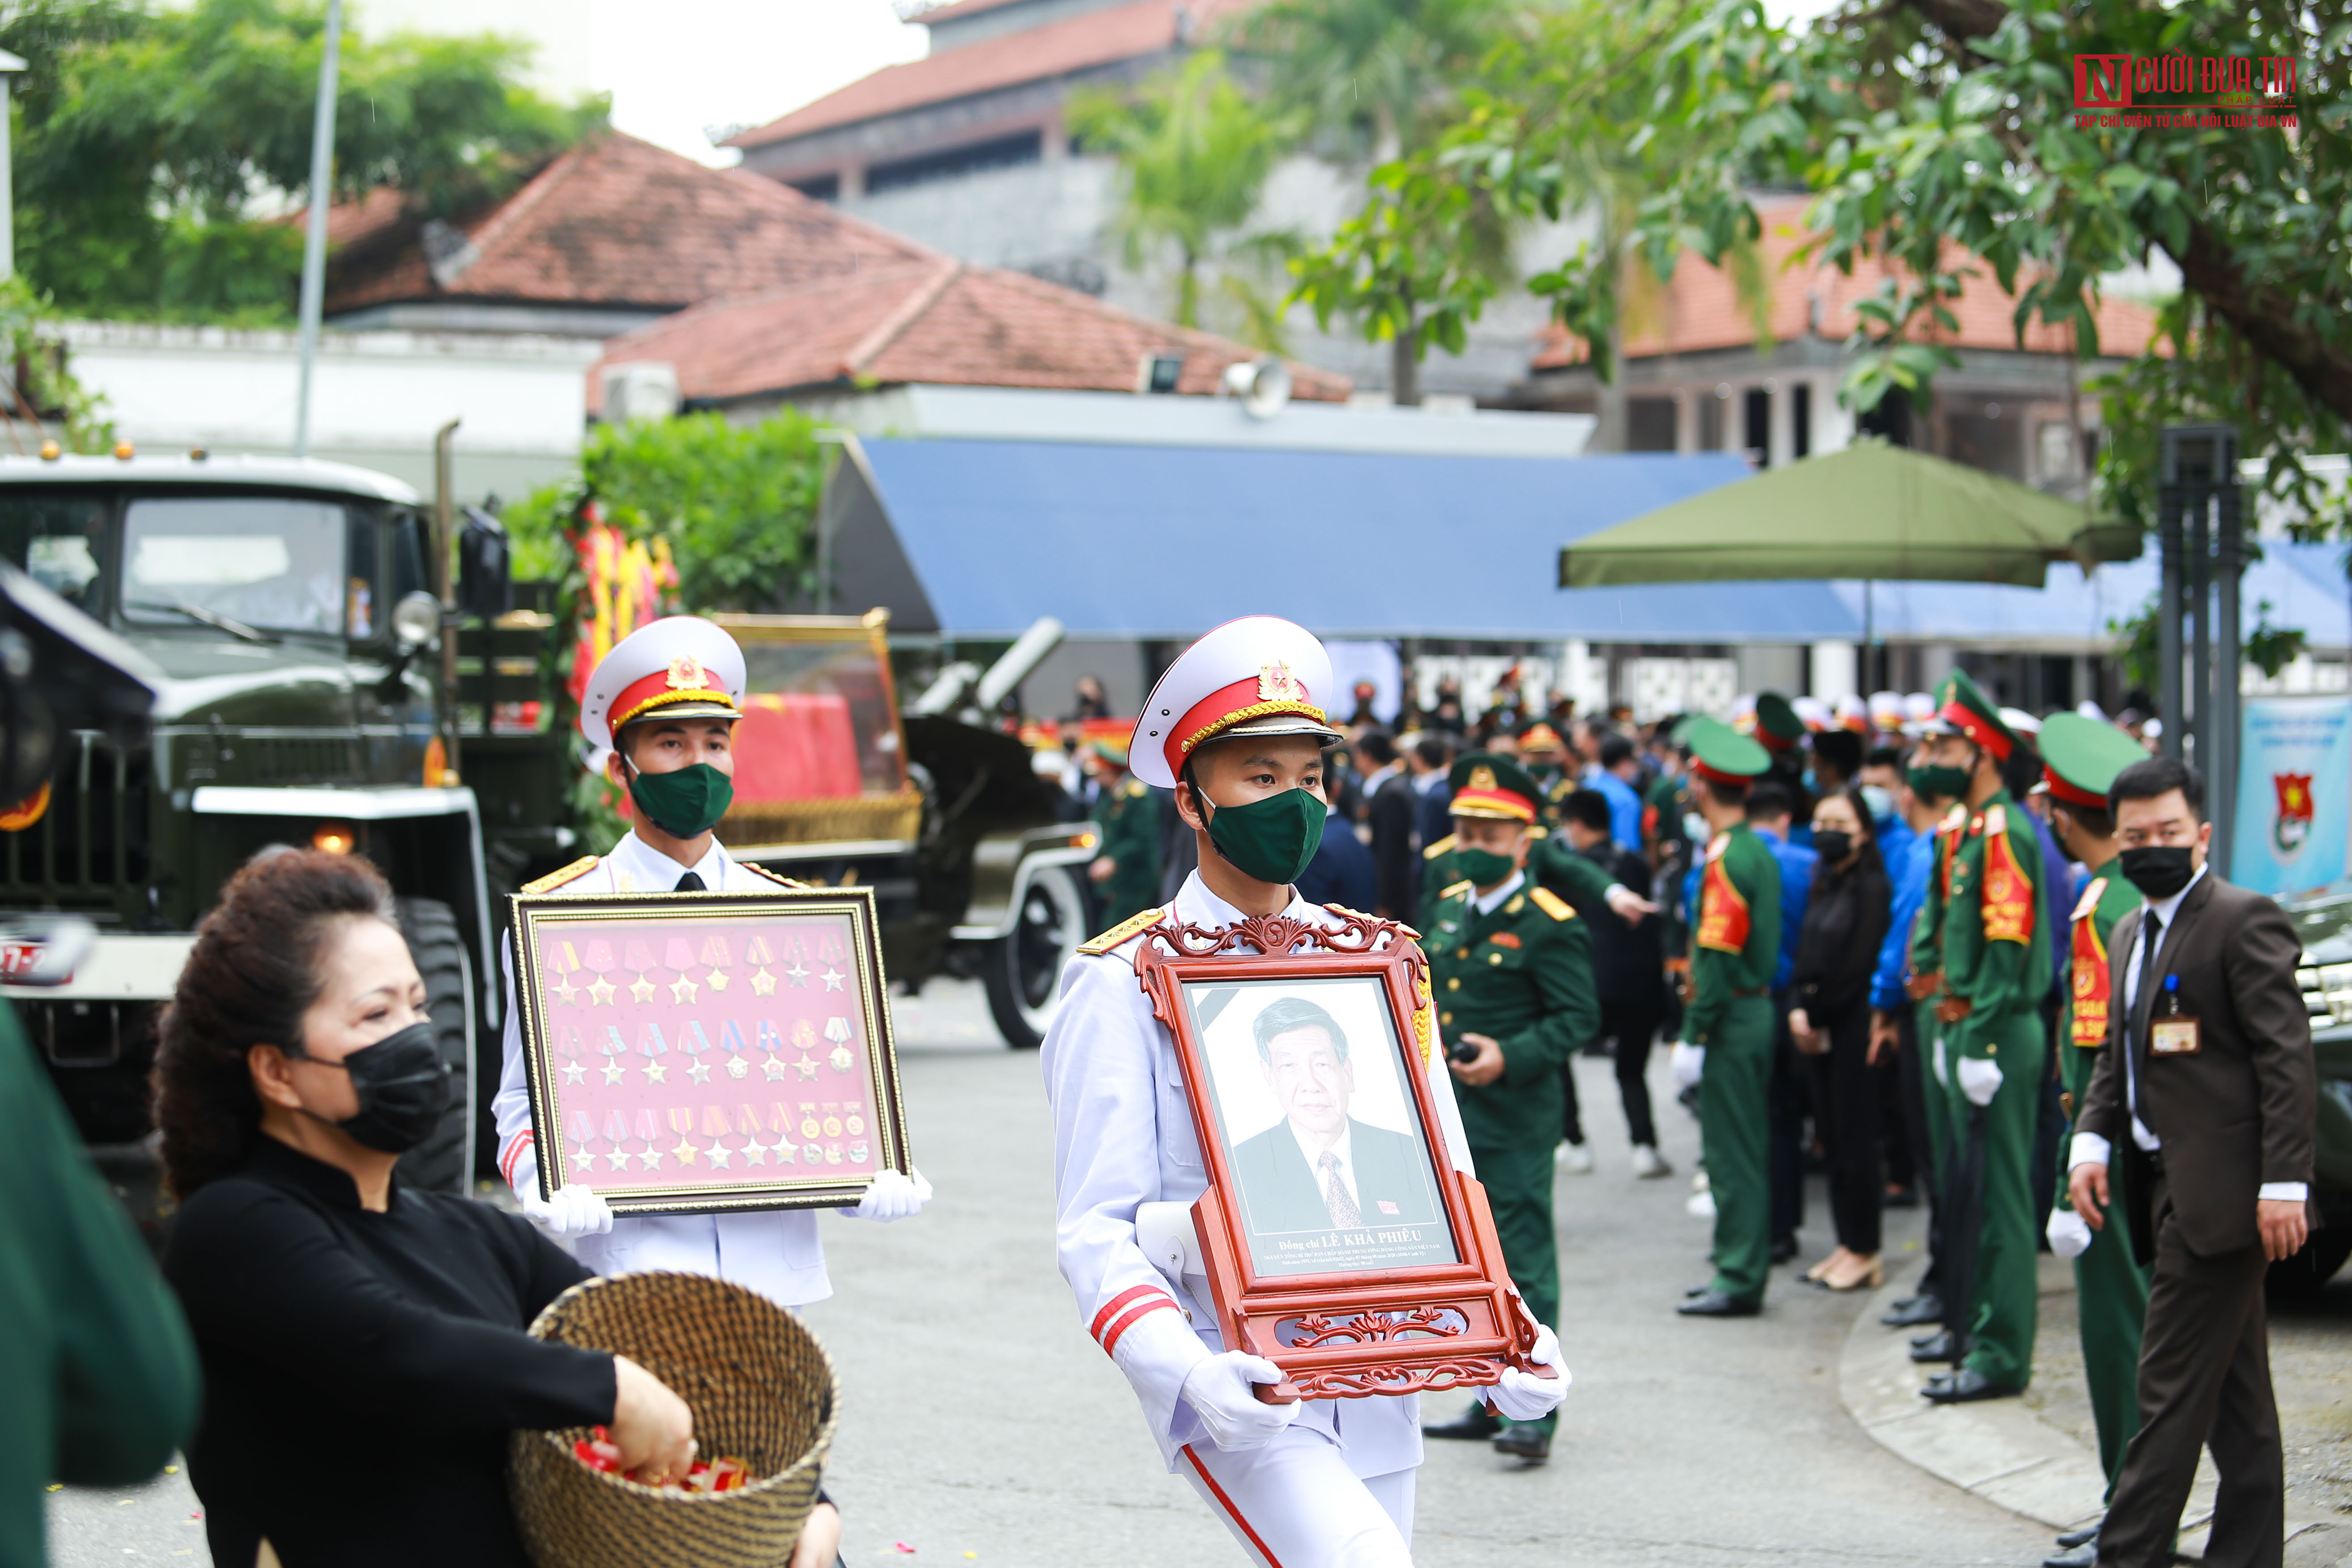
[823, 436, 2348, 648]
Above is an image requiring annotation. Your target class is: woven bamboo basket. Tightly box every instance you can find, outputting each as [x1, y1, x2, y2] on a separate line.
[508, 1272, 838, 1568]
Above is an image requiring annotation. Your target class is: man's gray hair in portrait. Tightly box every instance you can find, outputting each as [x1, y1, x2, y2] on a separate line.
[1252, 995, 1350, 1064]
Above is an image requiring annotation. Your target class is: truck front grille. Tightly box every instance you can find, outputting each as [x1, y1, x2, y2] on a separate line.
[0, 732, 148, 916]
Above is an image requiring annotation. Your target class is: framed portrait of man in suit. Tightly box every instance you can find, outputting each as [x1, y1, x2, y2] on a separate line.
[1131, 908, 1545, 1402]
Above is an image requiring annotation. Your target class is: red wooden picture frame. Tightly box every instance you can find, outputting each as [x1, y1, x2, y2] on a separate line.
[1132, 907, 1548, 1402]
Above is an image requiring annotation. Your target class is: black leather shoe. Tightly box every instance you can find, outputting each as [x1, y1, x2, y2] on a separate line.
[1920, 1367, 2018, 1404]
[1770, 1237, 1798, 1265]
[1422, 1404, 1502, 1441]
[1684, 1284, 1713, 1299]
[2041, 1538, 2097, 1567]
[1677, 1289, 1762, 1317]
[1881, 1294, 1944, 1328]
[1908, 1331, 1957, 1363]
[1883, 1184, 1920, 1209]
[1492, 1424, 1551, 1461]
[2054, 1524, 2100, 1551]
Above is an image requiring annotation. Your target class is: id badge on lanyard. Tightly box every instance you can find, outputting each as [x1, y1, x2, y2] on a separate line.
[2149, 973, 2200, 1056]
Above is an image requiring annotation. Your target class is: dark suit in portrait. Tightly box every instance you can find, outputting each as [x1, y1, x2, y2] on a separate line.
[1228, 1116, 1439, 1235]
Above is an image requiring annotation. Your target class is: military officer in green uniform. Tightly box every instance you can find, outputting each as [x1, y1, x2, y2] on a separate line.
[2038, 714, 2153, 1548]
[1423, 820, 1657, 927]
[1085, 739, 1162, 925]
[1674, 717, 1782, 1317]
[1917, 671, 2050, 1403]
[1517, 722, 1571, 798]
[1417, 754, 1599, 1462]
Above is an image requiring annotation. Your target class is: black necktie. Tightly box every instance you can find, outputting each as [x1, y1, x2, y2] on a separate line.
[2128, 910, 2163, 1111]
[675, 871, 706, 892]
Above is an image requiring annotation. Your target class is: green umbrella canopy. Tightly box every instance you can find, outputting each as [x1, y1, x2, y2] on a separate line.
[1558, 439, 2140, 590]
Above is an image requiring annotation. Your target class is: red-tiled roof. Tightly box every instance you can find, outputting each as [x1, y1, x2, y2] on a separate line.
[592, 257, 1349, 407]
[1532, 196, 2163, 368]
[724, 0, 1253, 149]
[322, 131, 933, 315]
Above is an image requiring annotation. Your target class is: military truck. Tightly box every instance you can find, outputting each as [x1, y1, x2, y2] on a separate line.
[0, 452, 1091, 1231]
[2279, 887, 2352, 1293]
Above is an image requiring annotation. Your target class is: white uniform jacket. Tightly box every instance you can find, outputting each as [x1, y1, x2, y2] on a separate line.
[492, 832, 833, 1307]
[1042, 871, 1477, 1477]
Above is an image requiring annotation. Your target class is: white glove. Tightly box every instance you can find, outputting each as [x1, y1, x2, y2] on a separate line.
[1957, 1056, 2004, 1107]
[1931, 1033, 1949, 1086]
[1180, 1352, 1300, 1451]
[845, 1167, 932, 1222]
[520, 1182, 615, 1238]
[2047, 1206, 2094, 1259]
[1489, 1324, 1569, 1422]
[1669, 1041, 1705, 1088]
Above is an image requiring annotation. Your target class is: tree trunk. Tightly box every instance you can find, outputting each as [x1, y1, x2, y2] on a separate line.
[1392, 321, 1421, 407]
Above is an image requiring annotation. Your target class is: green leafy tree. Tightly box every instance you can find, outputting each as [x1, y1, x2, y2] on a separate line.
[4, 0, 605, 321]
[1066, 51, 1303, 347]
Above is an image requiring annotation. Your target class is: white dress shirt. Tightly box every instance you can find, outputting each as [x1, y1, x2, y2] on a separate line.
[2068, 864, 2307, 1201]
[1468, 869, 1526, 915]
[1290, 1119, 1360, 1211]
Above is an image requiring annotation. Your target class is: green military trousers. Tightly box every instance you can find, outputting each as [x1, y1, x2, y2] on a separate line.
[1916, 999, 1951, 1187]
[2060, 1042, 2149, 1494]
[1700, 994, 1773, 1303]
[1472, 1141, 1561, 1434]
[1943, 1006, 2046, 1390]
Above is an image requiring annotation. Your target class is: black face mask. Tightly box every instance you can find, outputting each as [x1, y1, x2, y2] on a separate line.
[1812, 829, 1853, 865]
[301, 1020, 449, 1153]
[2118, 845, 2196, 900]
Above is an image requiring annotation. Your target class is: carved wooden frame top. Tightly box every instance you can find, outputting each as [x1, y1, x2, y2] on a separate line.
[1132, 905, 1545, 1403]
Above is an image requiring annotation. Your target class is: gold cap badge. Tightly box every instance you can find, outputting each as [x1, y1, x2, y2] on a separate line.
[1258, 660, 1307, 704]
[1468, 765, 1498, 793]
[666, 654, 709, 690]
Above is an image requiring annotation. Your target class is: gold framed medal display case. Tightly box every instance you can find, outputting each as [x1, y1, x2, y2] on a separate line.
[1132, 907, 1551, 1402]
[511, 885, 911, 1213]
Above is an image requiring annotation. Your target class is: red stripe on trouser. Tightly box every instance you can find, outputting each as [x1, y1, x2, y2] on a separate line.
[500, 1131, 533, 1185]
[1182, 1445, 1283, 1568]
[1099, 1298, 1176, 1357]
[1090, 1284, 1170, 1344]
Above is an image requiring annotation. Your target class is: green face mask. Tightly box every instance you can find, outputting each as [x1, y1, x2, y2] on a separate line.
[1455, 845, 1517, 888]
[1203, 786, 1326, 886]
[1907, 763, 1970, 803]
[628, 761, 734, 840]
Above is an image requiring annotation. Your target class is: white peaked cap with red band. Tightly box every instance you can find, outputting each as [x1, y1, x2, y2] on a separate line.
[578, 615, 748, 751]
[1129, 616, 1345, 791]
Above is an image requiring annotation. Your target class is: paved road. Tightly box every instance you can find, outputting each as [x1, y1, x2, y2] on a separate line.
[51, 979, 2066, 1566]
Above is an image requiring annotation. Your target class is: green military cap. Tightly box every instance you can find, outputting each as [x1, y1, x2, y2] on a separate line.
[1089, 735, 1129, 768]
[2037, 713, 2145, 809]
[1447, 751, 1544, 823]
[1934, 668, 2020, 760]
[1752, 692, 1805, 754]
[1681, 715, 1771, 784]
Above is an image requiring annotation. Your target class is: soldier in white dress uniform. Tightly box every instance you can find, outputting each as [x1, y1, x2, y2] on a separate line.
[492, 615, 928, 1304]
[1043, 617, 1567, 1568]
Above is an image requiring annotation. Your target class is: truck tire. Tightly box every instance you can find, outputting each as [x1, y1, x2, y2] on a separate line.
[984, 863, 1087, 1051]
[394, 896, 475, 1195]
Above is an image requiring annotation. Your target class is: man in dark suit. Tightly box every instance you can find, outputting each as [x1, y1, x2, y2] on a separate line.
[1356, 730, 1420, 926]
[2068, 757, 2316, 1568]
[1229, 996, 1438, 1233]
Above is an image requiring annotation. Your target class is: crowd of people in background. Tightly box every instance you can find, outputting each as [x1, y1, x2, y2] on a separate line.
[1030, 662, 2313, 1568]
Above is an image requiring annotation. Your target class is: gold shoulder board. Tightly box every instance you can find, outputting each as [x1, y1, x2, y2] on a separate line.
[1984, 802, 2008, 836]
[1529, 886, 1576, 921]
[1125, 778, 1148, 798]
[1439, 879, 1474, 900]
[1079, 906, 1166, 955]
[2071, 876, 2106, 922]
[743, 862, 808, 888]
[521, 855, 599, 895]
[1528, 824, 1550, 840]
[1422, 834, 1457, 861]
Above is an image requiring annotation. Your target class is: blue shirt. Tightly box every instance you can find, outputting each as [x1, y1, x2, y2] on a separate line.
[1683, 824, 1814, 992]
[1872, 829, 1936, 1011]
[1875, 810, 1917, 871]
[1296, 813, 1377, 912]
[1595, 769, 1644, 853]
[2027, 807, 2074, 1005]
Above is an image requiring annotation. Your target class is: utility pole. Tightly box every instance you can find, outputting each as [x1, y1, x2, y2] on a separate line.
[2157, 424, 2242, 872]
[292, 0, 343, 458]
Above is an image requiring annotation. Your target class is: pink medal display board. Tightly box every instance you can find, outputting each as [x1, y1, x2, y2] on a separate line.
[512, 888, 909, 1213]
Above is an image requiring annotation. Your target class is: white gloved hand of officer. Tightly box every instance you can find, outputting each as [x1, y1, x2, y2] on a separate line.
[2046, 1205, 2094, 1259]
[1669, 1041, 1705, 1089]
[520, 1182, 615, 1238]
[1488, 1324, 1569, 1422]
[1180, 1352, 1300, 1452]
[1957, 1056, 2004, 1107]
[843, 1167, 932, 1222]
[1931, 1034, 1949, 1086]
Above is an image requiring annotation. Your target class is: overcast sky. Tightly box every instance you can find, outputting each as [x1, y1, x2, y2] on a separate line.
[588, 0, 929, 165]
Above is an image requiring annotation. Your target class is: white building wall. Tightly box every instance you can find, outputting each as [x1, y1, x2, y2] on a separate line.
[60, 322, 599, 504]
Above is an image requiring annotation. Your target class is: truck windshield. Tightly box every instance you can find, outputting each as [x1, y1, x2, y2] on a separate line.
[121, 496, 348, 636]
